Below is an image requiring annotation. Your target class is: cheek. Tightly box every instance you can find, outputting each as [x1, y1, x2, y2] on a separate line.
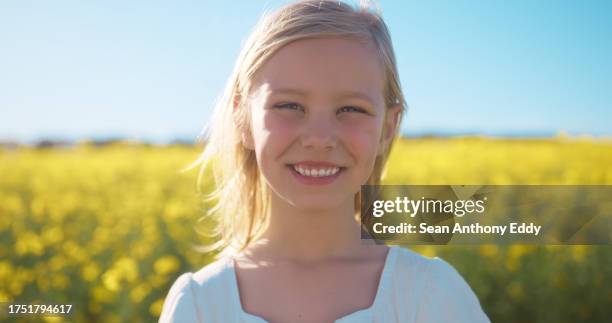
[261, 111, 298, 136]
[251, 111, 297, 167]
[341, 118, 383, 167]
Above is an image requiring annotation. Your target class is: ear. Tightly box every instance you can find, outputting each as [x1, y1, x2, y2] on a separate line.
[233, 94, 255, 150]
[377, 104, 401, 156]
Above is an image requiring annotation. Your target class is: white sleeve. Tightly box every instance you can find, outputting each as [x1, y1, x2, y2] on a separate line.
[159, 272, 202, 323]
[416, 258, 491, 323]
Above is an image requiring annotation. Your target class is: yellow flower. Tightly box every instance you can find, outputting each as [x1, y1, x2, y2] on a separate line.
[51, 273, 70, 290]
[14, 231, 45, 256]
[48, 255, 67, 271]
[0, 290, 11, 302]
[9, 280, 22, 295]
[41, 226, 64, 246]
[91, 285, 116, 303]
[149, 298, 165, 317]
[37, 275, 50, 292]
[479, 245, 498, 258]
[102, 269, 121, 292]
[130, 241, 154, 259]
[505, 245, 533, 271]
[81, 262, 101, 282]
[154, 256, 180, 276]
[130, 283, 152, 303]
[0, 261, 13, 280]
[571, 245, 588, 262]
[2, 135, 611, 322]
[63, 240, 88, 263]
[115, 257, 139, 283]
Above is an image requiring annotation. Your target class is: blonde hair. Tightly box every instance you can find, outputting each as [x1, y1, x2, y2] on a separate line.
[185, 0, 406, 258]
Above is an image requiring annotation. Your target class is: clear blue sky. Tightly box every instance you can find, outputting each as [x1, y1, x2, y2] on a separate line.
[1, 0, 611, 143]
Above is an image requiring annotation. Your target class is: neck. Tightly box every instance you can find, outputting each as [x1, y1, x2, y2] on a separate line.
[254, 192, 366, 262]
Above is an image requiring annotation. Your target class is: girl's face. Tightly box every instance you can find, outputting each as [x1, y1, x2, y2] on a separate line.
[243, 37, 399, 211]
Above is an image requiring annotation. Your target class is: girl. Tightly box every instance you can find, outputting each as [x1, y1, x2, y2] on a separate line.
[160, 1, 490, 322]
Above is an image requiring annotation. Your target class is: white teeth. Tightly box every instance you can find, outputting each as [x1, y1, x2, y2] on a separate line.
[293, 165, 340, 177]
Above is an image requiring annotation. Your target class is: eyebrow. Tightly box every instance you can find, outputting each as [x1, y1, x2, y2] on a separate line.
[269, 88, 377, 105]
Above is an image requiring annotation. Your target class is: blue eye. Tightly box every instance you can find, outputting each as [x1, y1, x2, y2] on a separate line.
[339, 106, 367, 114]
[274, 103, 303, 111]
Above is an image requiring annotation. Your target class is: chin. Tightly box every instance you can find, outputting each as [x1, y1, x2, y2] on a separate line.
[290, 195, 351, 212]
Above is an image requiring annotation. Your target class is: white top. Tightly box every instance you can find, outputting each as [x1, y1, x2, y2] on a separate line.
[159, 246, 490, 323]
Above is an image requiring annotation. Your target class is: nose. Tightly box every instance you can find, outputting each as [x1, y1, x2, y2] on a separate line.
[300, 116, 337, 150]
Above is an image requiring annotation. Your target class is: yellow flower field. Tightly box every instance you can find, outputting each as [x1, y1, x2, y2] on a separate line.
[0, 137, 610, 322]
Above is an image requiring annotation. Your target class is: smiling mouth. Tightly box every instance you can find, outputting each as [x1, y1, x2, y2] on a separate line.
[285, 164, 347, 177]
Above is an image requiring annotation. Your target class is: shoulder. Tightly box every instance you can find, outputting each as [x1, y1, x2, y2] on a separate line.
[191, 257, 233, 289]
[390, 246, 434, 274]
[158, 271, 200, 323]
[159, 257, 235, 323]
[389, 247, 491, 323]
